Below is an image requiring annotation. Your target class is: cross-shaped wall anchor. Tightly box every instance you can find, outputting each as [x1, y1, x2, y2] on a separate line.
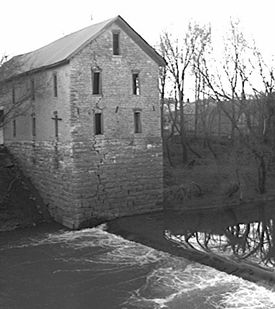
[51, 111, 62, 138]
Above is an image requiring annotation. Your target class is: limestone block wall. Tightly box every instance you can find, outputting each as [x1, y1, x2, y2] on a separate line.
[6, 136, 163, 229]
[5, 141, 75, 220]
[65, 21, 163, 227]
[68, 137, 163, 228]
[2, 21, 164, 229]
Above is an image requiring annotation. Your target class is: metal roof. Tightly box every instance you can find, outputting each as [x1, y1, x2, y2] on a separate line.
[0, 15, 165, 82]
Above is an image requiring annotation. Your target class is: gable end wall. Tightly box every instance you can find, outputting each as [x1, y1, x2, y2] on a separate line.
[65, 22, 163, 228]
[1, 22, 163, 229]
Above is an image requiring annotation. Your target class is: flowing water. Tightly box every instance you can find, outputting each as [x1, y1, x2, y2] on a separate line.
[1, 222, 275, 309]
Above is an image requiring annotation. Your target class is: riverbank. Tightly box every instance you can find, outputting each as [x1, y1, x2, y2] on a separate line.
[107, 209, 275, 288]
[2, 147, 275, 290]
[0, 148, 52, 232]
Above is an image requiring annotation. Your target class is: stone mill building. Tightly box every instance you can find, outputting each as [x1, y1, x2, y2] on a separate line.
[0, 15, 166, 228]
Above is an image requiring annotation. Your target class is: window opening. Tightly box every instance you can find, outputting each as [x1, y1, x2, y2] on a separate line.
[32, 114, 36, 137]
[12, 85, 15, 104]
[13, 119, 16, 137]
[53, 73, 58, 97]
[134, 111, 142, 133]
[0, 109, 4, 127]
[132, 73, 140, 95]
[95, 113, 103, 135]
[92, 71, 101, 95]
[113, 32, 120, 55]
[31, 78, 35, 101]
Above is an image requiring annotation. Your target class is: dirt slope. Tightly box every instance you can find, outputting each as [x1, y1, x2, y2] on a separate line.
[0, 147, 52, 232]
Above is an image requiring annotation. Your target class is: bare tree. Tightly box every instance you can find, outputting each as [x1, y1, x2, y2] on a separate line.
[0, 54, 47, 130]
[160, 22, 211, 164]
[193, 18, 275, 194]
[192, 23, 212, 139]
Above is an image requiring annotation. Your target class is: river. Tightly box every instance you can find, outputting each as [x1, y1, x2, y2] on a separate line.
[1, 221, 275, 309]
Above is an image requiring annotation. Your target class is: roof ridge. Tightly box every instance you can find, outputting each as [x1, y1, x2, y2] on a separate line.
[25, 15, 119, 56]
[0, 15, 165, 82]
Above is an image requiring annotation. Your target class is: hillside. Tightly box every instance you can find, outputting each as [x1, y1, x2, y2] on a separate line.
[163, 137, 275, 209]
[0, 147, 52, 232]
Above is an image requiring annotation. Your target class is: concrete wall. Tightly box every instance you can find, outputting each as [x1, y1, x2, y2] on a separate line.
[1, 21, 163, 229]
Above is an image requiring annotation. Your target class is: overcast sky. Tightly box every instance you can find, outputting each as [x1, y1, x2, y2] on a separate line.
[1, 0, 273, 58]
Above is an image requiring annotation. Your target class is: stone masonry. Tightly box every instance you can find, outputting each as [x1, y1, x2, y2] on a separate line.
[0, 17, 164, 228]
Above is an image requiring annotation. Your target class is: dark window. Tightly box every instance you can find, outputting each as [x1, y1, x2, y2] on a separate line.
[92, 71, 101, 95]
[113, 32, 120, 55]
[132, 73, 140, 95]
[134, 112, 142, 133]
[95, 113, 103, 135]
[53, 73, 58, 97]
[32, 114, 36, 137]
[12, 85, 15, 104]
[31, 78, 35, 101]
[0, 109, 4, 127]
[13, 119, 16, 137]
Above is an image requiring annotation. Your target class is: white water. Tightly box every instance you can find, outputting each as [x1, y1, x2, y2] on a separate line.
[1, 224, 275, 309]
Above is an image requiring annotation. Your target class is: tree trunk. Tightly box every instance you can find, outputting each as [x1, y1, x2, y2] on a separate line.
[160, 96, 164, 139]
[179, 91, 188, 164]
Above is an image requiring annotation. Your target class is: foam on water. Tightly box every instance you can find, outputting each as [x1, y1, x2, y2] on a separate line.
[1, 225, 275, 308]
[125, 262, 275, 308]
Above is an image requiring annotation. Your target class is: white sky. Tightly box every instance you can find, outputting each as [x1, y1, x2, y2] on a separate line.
[1, 0, 274, 98]
[1, 0, 273, 57]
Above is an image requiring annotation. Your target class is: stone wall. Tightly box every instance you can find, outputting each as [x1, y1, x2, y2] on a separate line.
[2, 65, 71, 142]
[65, 21, 163, 227]
[5, 141, 75, 223]
[2, 21, 164, 229]
[6, 136, 163, 229]
[69, 137, 163, 228]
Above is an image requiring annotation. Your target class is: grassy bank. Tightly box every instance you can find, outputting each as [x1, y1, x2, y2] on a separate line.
[163, 136, 275, 209]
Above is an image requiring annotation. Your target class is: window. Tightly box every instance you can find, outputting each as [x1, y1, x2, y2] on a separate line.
[132, 73, 140, 95]
[12, 85, 15, 104]
[95, 113, 103, 135]
[13, 119, 16, 137]
[92, 70, 102, 95]
[53, 73, 58, 97]
[31, 113, 36, 137]
[0, 109, 4, 127]
[134, 111, 142, 133]
[31, 78, 35, 101]
[113, 32, 120, 55]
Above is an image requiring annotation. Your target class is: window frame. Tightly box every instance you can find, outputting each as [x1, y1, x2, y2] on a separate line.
[31, 113, 36, 138]
[91, 69, 102, 95]
[12, 85, 15, 104]
[132, 72, 140, 95]
[31, 78, 35, 101]
[53, 73, 58, 97]
[12, 119, 16, 137]
[0, 109, 4, 127]
[94, 112, 103, 135]
[112, 31, 120, 56]
[133, 110, 142, 133]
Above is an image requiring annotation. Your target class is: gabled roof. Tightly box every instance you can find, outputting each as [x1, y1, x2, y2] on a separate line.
[0, 15, 165, 82]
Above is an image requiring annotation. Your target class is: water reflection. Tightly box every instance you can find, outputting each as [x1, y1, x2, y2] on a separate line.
[164, 202, 275, 268]
[1, 222, 275, 308]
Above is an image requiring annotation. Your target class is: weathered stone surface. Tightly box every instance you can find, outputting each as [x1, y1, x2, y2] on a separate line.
[1, 21, 163, 228]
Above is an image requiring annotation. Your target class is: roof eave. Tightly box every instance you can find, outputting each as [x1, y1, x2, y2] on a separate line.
[0, 59, 70, 83]
[116, 16, 166, 67]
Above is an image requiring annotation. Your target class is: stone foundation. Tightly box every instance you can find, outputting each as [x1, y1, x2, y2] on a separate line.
[6, 136, 163, 228]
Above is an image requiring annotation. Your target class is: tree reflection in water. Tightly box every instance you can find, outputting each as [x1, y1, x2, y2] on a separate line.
[165, 204, 275, 268]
